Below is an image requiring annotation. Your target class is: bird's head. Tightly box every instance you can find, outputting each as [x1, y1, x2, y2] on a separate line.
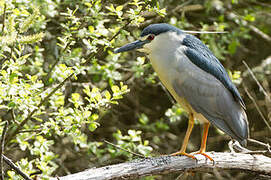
[114, 23, 183, 54]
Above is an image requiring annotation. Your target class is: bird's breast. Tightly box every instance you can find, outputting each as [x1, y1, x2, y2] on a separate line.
[148, 47, 210, 123]
[148, 49, 189, 109]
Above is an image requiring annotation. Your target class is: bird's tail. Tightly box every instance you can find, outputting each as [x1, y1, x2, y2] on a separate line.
[234, 108, 249, 147]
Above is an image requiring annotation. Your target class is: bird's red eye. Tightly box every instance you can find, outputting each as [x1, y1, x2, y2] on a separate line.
[147, 34, 155, 41]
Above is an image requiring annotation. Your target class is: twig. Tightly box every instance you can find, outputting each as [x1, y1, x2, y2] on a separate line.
[172, 0, 193, 15]
[230, 139, 271, 156]
[29, 169, 42, 176]
[9, 109, 19, 125]
[2, 155, 32, 180]
[103, 140, 146, 158]
[248, 138, 271, 152]
[18, 129, 42, 133]
[1, 3, 6, 33]
[45, 41, 72, 84]
[83, 16, 132, 65]
[0, 121, 8, 180]
[140, 1, 198, 28]
[227, 12, 271, 44]
[243, 84, 271, 131]
[249, 25, 271, 44]
[252, 1, 271, 8]
[53, 152, 271, 180]
[243, 61, 271, 103]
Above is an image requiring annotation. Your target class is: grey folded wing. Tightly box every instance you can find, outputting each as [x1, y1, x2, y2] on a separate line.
[172, 52, 248, 145]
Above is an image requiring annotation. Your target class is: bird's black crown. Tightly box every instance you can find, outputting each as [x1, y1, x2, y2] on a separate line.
[140, 23, 183, 37]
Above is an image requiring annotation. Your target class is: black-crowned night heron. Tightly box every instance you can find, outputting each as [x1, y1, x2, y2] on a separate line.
[114, 23, 249, 160]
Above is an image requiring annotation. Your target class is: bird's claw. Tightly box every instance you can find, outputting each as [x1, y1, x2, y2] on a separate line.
[170, 151, 197, 160]
[193, 152, 215, 165]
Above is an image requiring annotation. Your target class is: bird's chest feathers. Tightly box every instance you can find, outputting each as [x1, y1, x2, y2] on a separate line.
[146, 32, 185, 88]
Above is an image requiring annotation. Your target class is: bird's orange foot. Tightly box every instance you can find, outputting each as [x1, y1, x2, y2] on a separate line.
[170, 151, 196, 159]
[193, 152, 214, 163]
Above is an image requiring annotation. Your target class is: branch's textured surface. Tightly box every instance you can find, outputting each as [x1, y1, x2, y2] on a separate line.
[53, 152, 271, 180]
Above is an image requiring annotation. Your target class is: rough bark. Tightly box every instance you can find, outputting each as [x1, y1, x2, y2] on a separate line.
[52, 152, 271, 180]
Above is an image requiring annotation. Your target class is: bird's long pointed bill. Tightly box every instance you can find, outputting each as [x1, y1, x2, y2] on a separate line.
[114, 40, 147, 53]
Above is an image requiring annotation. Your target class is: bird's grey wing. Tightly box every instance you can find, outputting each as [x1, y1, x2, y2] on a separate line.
[172, 50, 248, 145]
[182, 34, 245, 109]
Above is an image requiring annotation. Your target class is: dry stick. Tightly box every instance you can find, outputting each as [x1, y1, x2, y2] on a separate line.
[243, 84, 271, 131]
[0, 121, 8, 180]
[230, 139, 271, 155]
[2, 155, 32, 180]
[248, 138, 271, 151]
[249, 25, 271, 44]
[243, 60, 271, 103]
[103, 140, 146, 158]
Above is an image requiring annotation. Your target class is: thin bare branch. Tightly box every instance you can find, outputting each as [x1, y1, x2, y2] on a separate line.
[249, 25, 271, 44]
[243, 84, 271, 131]
[45, 40, 73, 83]
[248, 138, 271, 151]
[0, 121, 8, 180]
[243, 60, 271, 103]
[2, 155, 32, 180]
[103, 140, 146, 158]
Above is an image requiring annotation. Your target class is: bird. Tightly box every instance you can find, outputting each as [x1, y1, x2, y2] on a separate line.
[114, 23, 249, 161]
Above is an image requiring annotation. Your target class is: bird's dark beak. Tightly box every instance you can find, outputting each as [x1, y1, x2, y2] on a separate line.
[114, 40, 148, 53]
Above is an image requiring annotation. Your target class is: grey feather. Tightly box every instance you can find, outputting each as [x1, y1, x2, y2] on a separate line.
[172, 49, 249, 146]
[182, 34, 246, 109]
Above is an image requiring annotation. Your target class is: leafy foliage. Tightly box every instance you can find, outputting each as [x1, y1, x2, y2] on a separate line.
[0, 0, 270, 179]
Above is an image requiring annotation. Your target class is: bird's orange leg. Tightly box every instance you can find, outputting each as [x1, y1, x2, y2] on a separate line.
[194, 122, 214, 162]
[171, 113, 196, 159]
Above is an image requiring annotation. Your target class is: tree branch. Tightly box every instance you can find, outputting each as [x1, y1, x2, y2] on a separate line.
[2, 155, 32, 180]
[53, 152, 271, 180]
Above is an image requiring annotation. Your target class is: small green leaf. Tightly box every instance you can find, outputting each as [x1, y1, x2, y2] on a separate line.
[72, 93, 80, 102]
[88, 123, 98, 132]
[88, 26, 95, 33]
[8, 102, 16, 108]
[111, 85, 119, 93]
[116, 5, 123, 12]
[104, 90, 111, 100]
[91, 114, 99, 121]
[244, 14, 255, 22]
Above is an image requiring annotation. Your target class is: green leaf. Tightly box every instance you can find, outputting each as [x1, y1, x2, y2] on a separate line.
[111, 85, 120, 93]
[104, 90, 111, 100]
[8, 101, 16, 108]
[88, 123, 98, 132]
[116, 5, 123, 12]
[88, 26, 95, 33]
[244, 14, 255, 22]
[91, 114, 99, 121]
